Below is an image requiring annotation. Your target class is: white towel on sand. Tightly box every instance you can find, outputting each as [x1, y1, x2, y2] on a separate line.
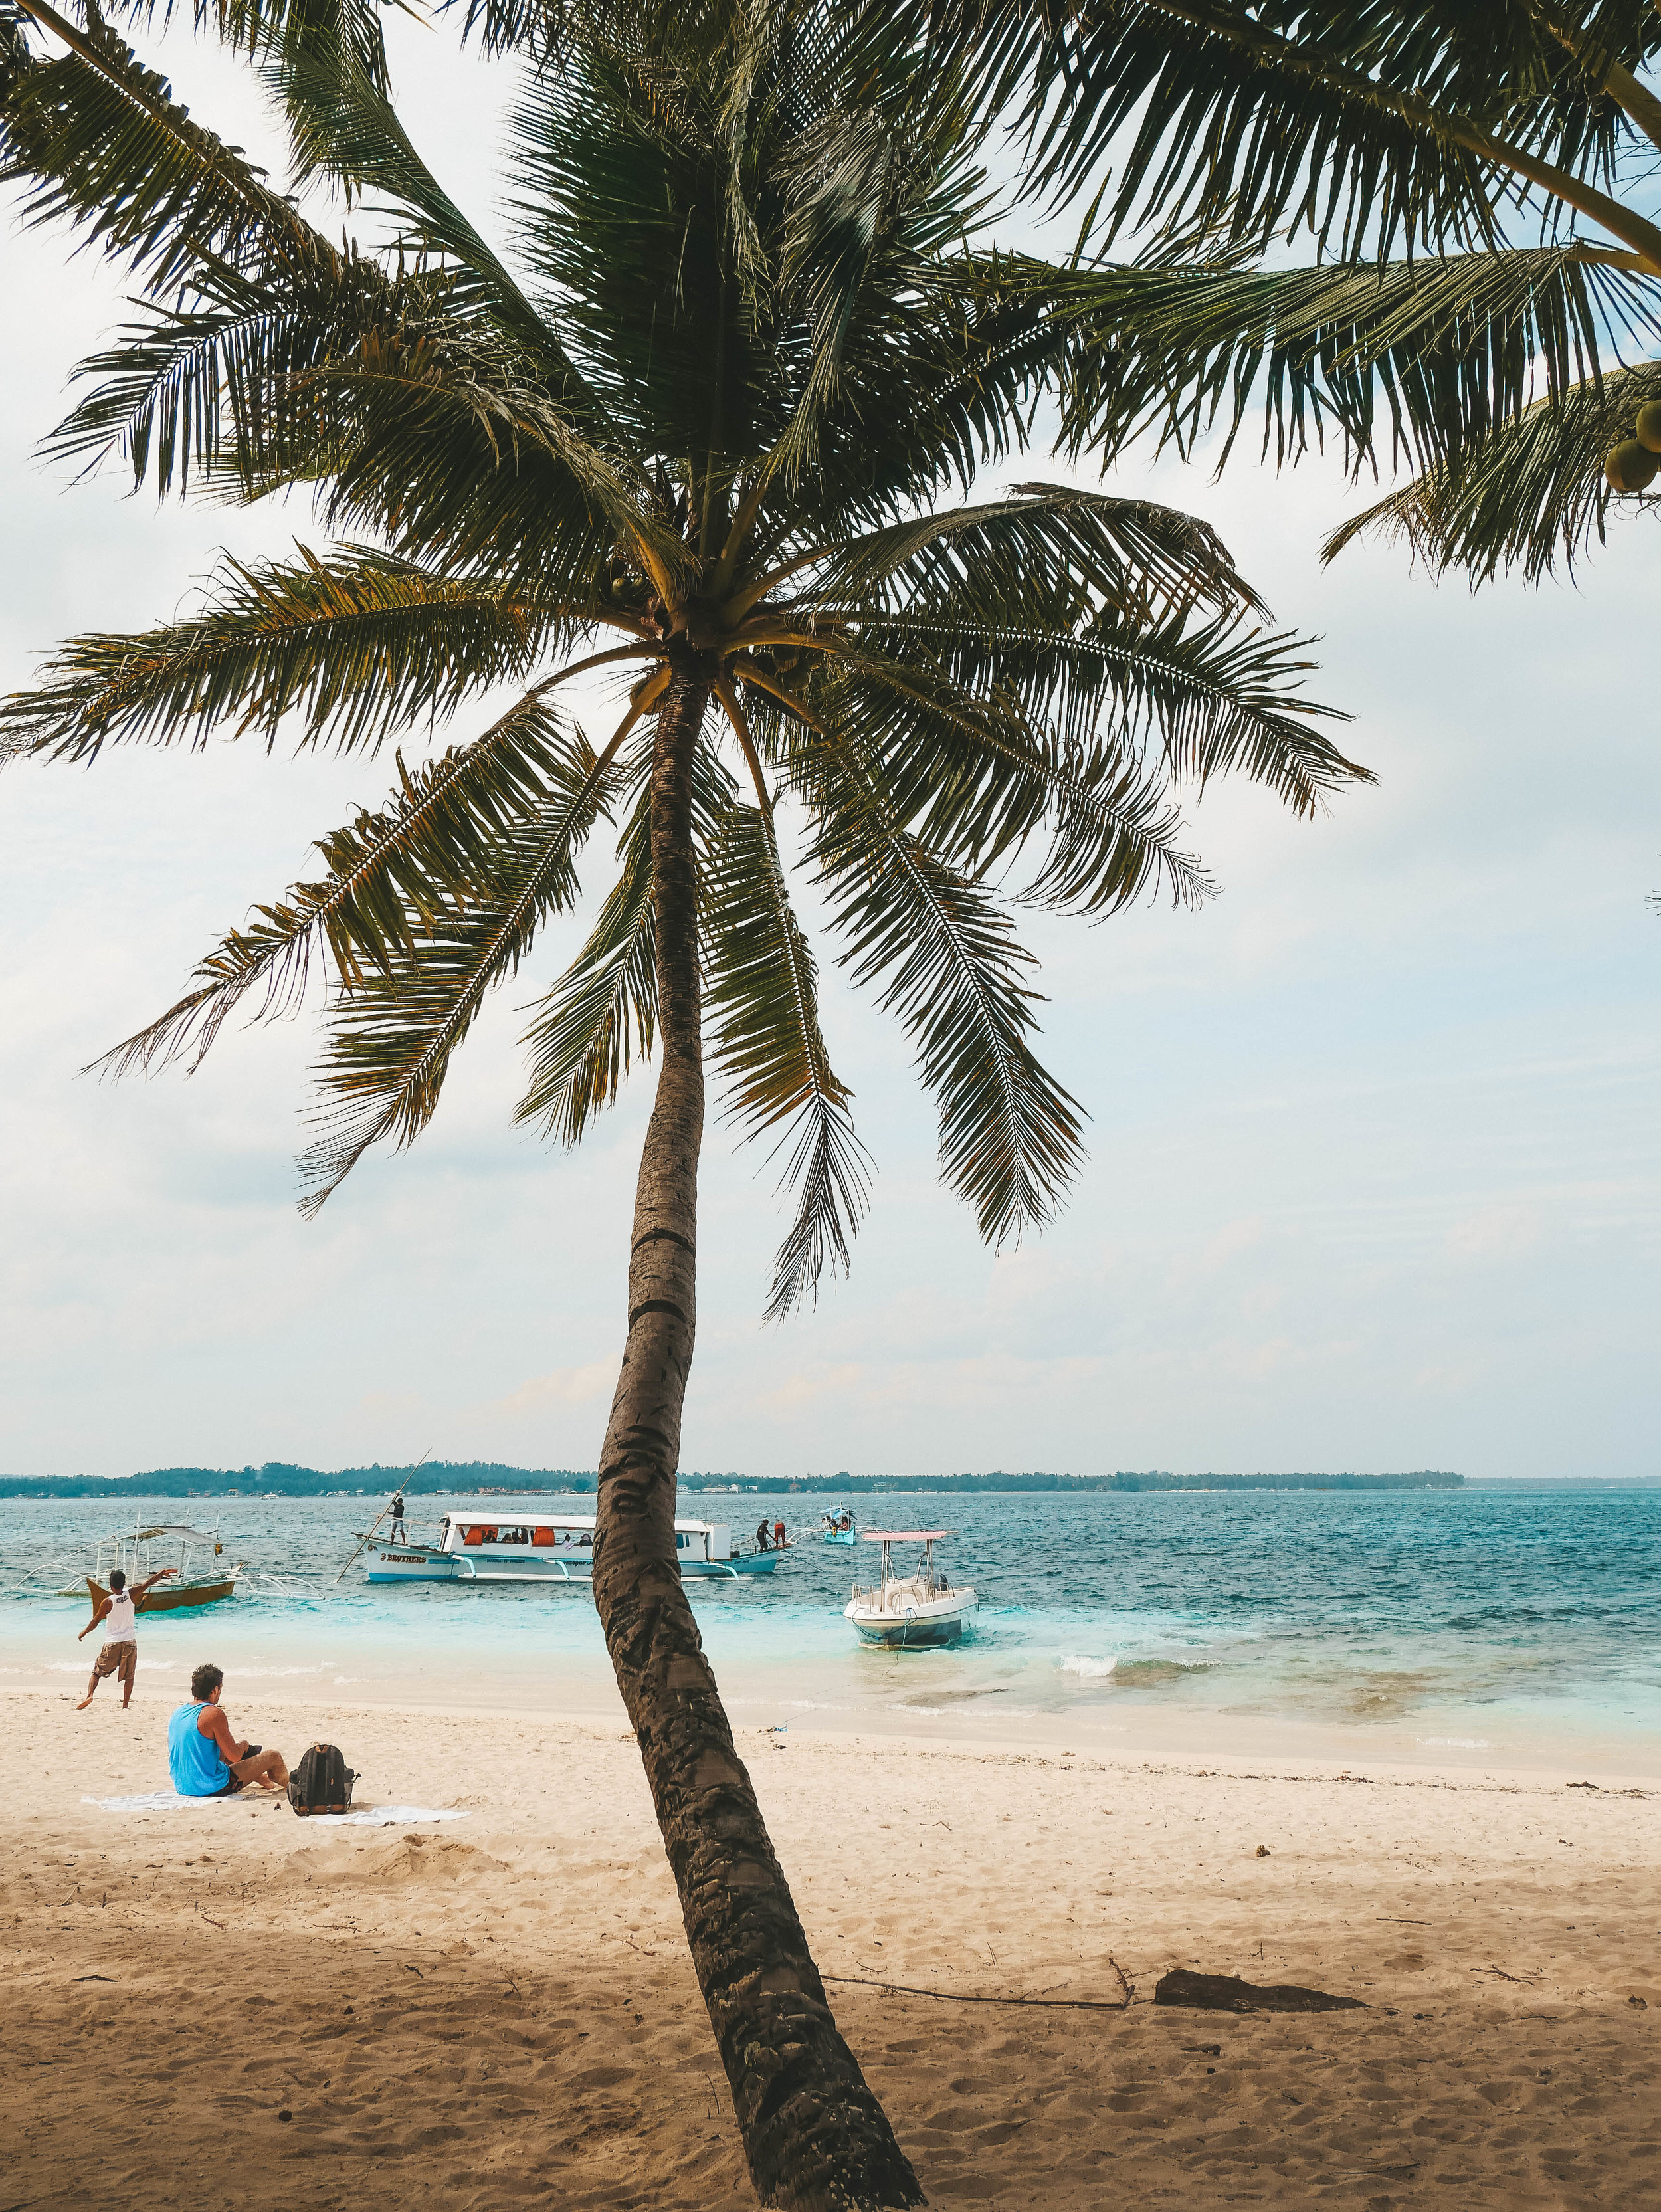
[82, 1791, 469, 1824]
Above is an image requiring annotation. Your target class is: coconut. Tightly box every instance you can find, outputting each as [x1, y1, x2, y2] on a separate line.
[1636, 402, 1661, 453]
[1606, 438, 1660, 493]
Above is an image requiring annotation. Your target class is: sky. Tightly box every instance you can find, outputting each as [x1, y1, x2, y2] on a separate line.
[1, 19, 1658, 1483]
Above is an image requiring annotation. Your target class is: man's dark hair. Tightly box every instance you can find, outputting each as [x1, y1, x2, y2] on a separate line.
[109, 1569, 126, 1592]
[191, 1662, 224, 1702]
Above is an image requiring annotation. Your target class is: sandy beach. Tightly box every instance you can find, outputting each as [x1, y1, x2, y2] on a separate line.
[3, 1684, 1656, 2209]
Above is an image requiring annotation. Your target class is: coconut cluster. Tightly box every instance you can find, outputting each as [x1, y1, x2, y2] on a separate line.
[1605, 403, 1661, 493]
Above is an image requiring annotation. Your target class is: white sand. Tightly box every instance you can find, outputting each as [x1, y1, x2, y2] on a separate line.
[3, 1684, 1656, 2208]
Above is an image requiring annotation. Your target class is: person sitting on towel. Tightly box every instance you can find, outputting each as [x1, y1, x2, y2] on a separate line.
[168, 1663, 290, 1799]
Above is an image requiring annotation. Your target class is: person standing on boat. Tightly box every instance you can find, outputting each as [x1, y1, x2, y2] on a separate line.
[755, 1518, 771, 1552]
[389, 1491, 407, 1544]
[75, 1565, 177, 1711]
[168, 1664, 290, 1797]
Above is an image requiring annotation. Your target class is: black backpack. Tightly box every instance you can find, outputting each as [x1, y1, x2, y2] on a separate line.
[288, 1742, 355, 1817]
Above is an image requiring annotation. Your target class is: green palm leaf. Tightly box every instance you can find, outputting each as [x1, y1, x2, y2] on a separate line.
[514, 736, 743, 1145]
[87, 690, 586, 1078]
[1, 0, 335, 290]
[296, 718, 619, 1211]
[272, 29, 583, 367]
[811, 481, 1269, 625]
[811, 733, 1086, 1245]
[917, 0, 1647, 256]
[512, 779, 657, 1147]
[1321, 355, 1661, 581]
[1037, 245, 1660, 481]
[703, 797, 871, 1319]
[0, 544, 577, 763]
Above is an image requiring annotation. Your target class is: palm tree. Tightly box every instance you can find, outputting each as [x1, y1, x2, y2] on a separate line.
[1, 0, 1365, 2199]
[916, 0, 1661, 582]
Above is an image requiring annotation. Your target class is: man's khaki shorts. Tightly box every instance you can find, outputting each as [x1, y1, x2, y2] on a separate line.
[93, 1641, 136, 1685]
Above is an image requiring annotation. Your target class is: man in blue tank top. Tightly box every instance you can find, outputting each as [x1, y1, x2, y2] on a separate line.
[168, 1664, 290, 1798]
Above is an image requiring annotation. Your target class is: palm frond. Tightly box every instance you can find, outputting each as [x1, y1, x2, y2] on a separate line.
[43, 252, 672, 592]
[0, 544, 577, 763]
[513, 773, 656, 1145]
[703, 797, 870, 1318]
[1, 0, 332, 290]
[441, 0, 576, 62]
[810, 481, 1268, 625]
[514, 734, 743, 1142]
[1321, 355, 1661, 580]
[106, 0, 396, 80]
[811, 734, 1086, 1245]
[1036, 245, 1661, 482]
[796, 601, 1358, 916]
[271, 29, 582, 368]
[916, 0, 1654, 258]
[87, 690, 585, 1078]
[37, 249, 427, 494]
[296, 718, 619, 1211]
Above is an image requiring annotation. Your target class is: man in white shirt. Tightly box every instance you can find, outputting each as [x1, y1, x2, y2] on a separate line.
[75, 1565, 177, 1710]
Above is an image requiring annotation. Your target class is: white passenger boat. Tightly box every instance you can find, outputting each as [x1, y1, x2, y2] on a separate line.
[843, 1530, 977, 1647]
[364, 1506, 779, 1584]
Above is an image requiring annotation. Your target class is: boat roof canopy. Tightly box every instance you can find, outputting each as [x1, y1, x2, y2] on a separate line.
[441, 1508, 720, 1532]
[863, 1529, 952, 1541]
[134, 1526, 219, 1543]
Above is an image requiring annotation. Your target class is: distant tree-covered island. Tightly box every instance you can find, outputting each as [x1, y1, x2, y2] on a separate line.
[0, 1461, 1460, 1499]
[683, 1471, 1464, 1494]
[0, 1460, 595, 1501]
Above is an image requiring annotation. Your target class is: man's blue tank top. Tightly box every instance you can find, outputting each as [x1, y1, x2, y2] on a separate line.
[168, 1702, 230, 1796]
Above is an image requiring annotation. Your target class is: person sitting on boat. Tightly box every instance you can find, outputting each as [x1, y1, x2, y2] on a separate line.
[389, 1492, 407, 1543]
[168, 1664, 290, 1799]
[755, 1518, 771, 1552]
[75, 1565, 178, 1712]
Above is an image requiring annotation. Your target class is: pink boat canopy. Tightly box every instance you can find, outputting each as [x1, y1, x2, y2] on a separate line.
[862, 1530, 953, 1542]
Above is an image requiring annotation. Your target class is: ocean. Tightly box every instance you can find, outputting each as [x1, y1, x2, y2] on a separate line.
[5, 1486, 1656, 1773]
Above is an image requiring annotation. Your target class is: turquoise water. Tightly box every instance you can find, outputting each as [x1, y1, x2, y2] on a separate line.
[5, 1488, 1657, 1772]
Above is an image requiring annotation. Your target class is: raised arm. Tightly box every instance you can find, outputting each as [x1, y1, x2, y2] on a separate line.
[76, 1595, 112, 1642]
[132, 1568, 178, 1601]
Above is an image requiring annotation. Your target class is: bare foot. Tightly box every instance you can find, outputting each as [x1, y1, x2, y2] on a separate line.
[76, 1694, 95, 1710]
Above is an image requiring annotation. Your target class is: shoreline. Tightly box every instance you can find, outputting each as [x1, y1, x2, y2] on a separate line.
[8, 1664, 1656, 1785]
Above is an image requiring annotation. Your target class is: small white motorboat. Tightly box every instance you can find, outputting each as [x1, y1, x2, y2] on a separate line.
[821, 1508, 858, 1547]
[844, 1530, 977, 1647]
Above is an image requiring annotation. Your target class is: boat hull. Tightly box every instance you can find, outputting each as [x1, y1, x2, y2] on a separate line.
[365, 1548, 779, 1585]
[823, 1530, 857, 1547]
[87, 1576, 236, 1616]
[848, 1610, 969, 1647]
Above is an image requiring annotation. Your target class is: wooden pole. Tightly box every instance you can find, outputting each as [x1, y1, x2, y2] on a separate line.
[336, 1451, 430, 1583]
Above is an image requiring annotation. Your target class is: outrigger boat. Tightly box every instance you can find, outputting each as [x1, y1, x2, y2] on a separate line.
[365, 1506, 781, 1584]
[844, 1530, 977, 1647]
[821, 1508, 858, 1547]
[60, 1522, 241, 1616]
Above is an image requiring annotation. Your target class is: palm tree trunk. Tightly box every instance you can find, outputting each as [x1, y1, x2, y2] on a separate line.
[591, 659, 924, 2212]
